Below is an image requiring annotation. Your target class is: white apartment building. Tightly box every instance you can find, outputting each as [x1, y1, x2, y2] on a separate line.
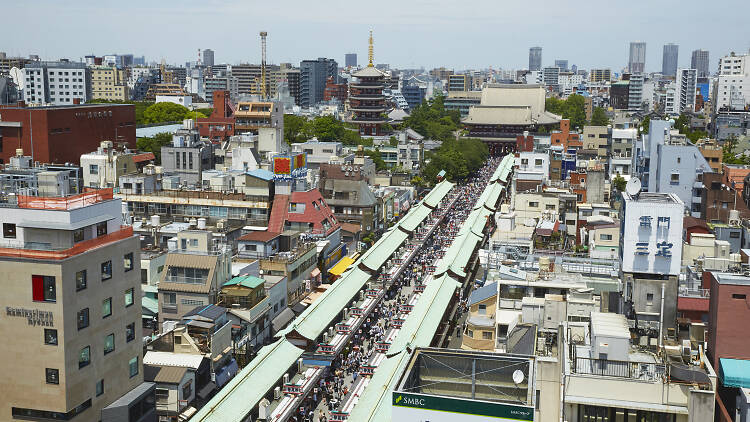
[714, 53, 750, 111]
[23, 61, 90, 105]
[664, 82, 678, 115]
[675, 68, 698, 114]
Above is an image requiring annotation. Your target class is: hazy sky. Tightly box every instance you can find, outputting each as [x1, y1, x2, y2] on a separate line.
[4, 0, 749, 72]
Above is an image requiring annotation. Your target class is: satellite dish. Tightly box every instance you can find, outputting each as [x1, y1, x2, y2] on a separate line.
[512, 370, 525, 385]
[9, 67, 24, 91]
[625, 177, 642, 197]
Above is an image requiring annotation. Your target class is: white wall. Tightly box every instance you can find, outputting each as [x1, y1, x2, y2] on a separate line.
[621, 194, 684, 275]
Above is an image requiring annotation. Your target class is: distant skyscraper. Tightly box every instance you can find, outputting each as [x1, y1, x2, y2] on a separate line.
[628, 41, 646, 73]
[691, 49, 710, 78]
[554, 60, 568, 72]
[529, 47, 542, 71]
[202, 49, 215, 67]
[345, 53, 357, 68]
[662, 43, 679, 77]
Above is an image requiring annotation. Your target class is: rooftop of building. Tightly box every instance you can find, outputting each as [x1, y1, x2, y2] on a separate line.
[622, 191, 683, 204]
[0, 102, 132, 111]
[711, 272, 750, 286]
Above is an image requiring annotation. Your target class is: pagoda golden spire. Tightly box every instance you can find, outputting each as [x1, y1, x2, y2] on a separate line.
[368, 30, 374, 67]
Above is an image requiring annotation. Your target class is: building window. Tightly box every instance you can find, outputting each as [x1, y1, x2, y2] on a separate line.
[482, 331, 493, 340]
[89, 164, 99, 175]
[124, 252, 134, 272]
[126, 322, 135, 342]
[96, 380, 104, 397]
[32, 275, 56, 302]
[670, 173, 679, 184]
[182, 380, 193, 398]
[646, 293, 654, 306]
[125, 288, 134, 307]
[529, 201, 539, 208]
[101, 260, 112, 280]
[76, 270, 87, 291]
[600, 234, 613, 241]
[46, 368, 59, 385]
[733, 294, 746, 300]
[97, 222, 108, 236]
[128, 357, 139, 377]
[44, 329, 58, 345]
[102, 297, 112, 318]
[546, 204, 556, 210]
[79, 346, 91, 369]
[3, 223, 16, 238]
[104, 333, 115, 355]
[478, 304, 487, 315]
[78, 308, 89, 330]
[467, 329, 474, 338]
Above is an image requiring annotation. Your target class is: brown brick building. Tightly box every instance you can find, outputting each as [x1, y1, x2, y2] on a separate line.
[0, 102, 135, 165]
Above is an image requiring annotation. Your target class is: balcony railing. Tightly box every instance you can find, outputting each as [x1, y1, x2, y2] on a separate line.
[16, 188, 113, 210]
[0, 226, 133, 260]
[572, 355, 665, 382]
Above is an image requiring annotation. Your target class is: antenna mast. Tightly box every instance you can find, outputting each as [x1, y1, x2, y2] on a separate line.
[260, 31, 268, 99]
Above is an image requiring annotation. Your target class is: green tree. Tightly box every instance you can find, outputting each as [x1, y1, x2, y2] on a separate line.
[136, 132, 173, 163]
[590, 107, 610, 126]
[422, 138, 488, 183]
[545, 95, 586, 129]
[640, 115, 651, 134]
[611, 175, 627, 192]
[284, 114, 308, 143]
[401, 95, 460, 142]
[87, 99, 153, 125]
[364, 149, 387, 171]
[142, 102, 195, 124]
[389, 136, 399, 147]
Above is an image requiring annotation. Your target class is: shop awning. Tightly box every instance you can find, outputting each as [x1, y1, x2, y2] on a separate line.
[328, 256, 355, 276]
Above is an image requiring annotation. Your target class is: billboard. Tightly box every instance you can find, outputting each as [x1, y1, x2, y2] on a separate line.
[273, 153, 307, 180]
[392, 392, 534, 422]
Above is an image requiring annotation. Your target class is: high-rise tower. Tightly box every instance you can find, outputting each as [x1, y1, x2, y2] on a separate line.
[260, 31, 268, 99]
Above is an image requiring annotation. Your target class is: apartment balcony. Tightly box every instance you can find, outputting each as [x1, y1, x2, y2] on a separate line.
[0, 226, 134, 260]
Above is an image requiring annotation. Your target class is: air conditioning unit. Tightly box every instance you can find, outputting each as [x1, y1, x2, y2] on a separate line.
[283, 373, 289, 384]
[274, 386, 281, 399]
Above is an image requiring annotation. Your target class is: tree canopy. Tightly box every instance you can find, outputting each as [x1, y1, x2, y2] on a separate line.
[545, 94, 586, 129]
[141, 102, 207, 125]
[673, 113, 708, 143]
[136, 132, 173, 164]
[87, 99, 153, 125]
[422, 138, 488, 183]
[283, 114, 368, 146]
[401, 95, 461, 142]
[590, 107, 610, 126]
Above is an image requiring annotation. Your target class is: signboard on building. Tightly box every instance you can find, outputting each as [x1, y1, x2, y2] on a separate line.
[273, 153, 307, 180]
[392, 392, 534, 421]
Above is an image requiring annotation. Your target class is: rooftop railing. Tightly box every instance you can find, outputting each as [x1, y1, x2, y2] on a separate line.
[16, 188, 113, 210]
[0, 225, 133, 260]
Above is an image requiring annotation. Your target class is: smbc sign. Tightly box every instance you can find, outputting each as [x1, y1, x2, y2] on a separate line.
[392, 392, 534, 421]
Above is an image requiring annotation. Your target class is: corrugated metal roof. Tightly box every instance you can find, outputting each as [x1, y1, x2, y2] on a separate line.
[158, 253, 218, 294]
[434, 231, 482, 278]
[469, 281, 498, 306]
[277, 267, 371, 340]
[224, 275, 265, 289]
[359, 228, 409, 272]
[144, 364, 188, 384]
[144, 351, 204, 369]
[397, 204, 432, 233]
[191, 339, 304, 422]
[422, 180, 454, 208]
[348, 275, 460, 422]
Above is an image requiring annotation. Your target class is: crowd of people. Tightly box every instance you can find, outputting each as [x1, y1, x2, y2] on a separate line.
[289, 157, 503, 422]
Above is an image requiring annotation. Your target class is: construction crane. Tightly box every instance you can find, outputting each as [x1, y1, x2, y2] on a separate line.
[260, 31, 268, 99]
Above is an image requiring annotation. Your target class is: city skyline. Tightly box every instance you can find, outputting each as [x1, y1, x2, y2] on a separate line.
[3, 0, 749, 71]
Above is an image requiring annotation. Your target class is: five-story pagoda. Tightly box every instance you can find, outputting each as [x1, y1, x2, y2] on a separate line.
[349, 31, 387, 136]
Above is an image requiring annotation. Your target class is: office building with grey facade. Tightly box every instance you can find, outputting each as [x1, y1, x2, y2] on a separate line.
[529, 47, 542, 71]
[300, 58, 338, 108]
[691, 49, 710, 78]
[662, 43, 679, 77]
